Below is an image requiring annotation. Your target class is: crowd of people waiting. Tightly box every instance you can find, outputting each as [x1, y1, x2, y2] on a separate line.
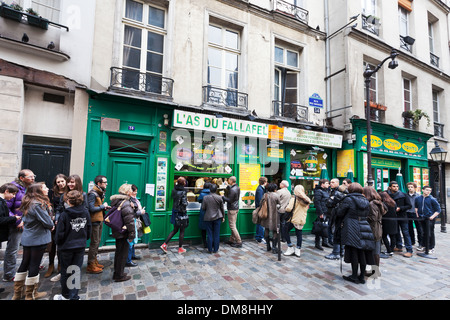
[0, 169, 442, 299]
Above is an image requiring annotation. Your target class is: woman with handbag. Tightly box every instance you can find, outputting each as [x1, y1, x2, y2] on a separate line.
[201, 184, 225, 253]
[336, 182, 375, 284]
[109, 184, 136, 282]
[160, 177, 189, 254]
[258, 183, 281, 254]
[282, 185, 311, 257]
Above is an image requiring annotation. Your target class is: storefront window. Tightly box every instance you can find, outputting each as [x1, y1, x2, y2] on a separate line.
[289, 148, 327, 197]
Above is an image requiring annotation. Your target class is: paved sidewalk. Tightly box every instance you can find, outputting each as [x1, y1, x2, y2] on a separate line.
[1, 229, 450, 300]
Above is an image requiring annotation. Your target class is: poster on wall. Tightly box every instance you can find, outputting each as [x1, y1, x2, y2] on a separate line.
[155, 157, 168, 211]
[239, 163, 260, 209]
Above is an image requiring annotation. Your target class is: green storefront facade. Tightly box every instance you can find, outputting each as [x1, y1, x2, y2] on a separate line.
[84, 93, 343, 247]
[335, 119, 433, 191]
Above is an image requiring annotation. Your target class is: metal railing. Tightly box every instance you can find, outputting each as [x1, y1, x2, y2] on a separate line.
[361, 14, 379, 36]
[272, 101, 308, 122]
[365, 106, 384, 123]
[430, 52, 440, 68]
[202, 86, 248, 109]
[399, 36, 413, 53]
[403, 117, 416, 130]
[273, 0, 309, 25]
[434, 122, 445, 138]
[110, 67, 174, 98]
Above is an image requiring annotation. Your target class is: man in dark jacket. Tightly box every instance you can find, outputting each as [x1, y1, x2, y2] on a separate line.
[325, 180, 347, 260]
[254, 177, 267, 244]
[313, 179, 331, 250]
[387, 181, 413, 257]
[415, 186, 441, 253]
[222, 176, 242, 248]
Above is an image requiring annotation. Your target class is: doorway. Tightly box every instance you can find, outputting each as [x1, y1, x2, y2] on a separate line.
[372, 167, 398, 191]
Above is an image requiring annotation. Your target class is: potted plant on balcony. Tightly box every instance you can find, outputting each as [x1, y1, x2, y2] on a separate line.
[402, 109, 431, 127]
[25, 7, 48, 29]
[0, 2, 23, 22]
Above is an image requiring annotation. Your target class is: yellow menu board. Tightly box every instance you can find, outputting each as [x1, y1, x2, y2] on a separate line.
[337, 149, 355, 177]
[239, 163, 261, 209]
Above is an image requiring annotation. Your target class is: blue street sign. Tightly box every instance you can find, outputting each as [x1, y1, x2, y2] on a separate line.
[309, 93, 323, 108]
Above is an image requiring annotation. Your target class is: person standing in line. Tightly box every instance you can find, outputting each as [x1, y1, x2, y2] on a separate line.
[277, 180, 291, 244]
[387, 181, 413, 257]
[282, 184, 310, 257]
[254, 177, 267, 244]
[109, 184, 136, 282]
[313, 179, 331, 250]
[45, 173, 67, 278]
[363, 186, 387, 272]
[405, 182, 423, 250]
[378, 191, 398, 259]
[160, 177, 189, 254]
[336, 182, 375, 284]
[202, 184, 225, 253]
[258, 183, 281, 254]
[415, 186, 441, 254]
[4, 169, 35, 282]
[325, 183, 348, 260]
[127, 184, 144, 267]
[0, 183, 20, 294]
[222, 176, 242, 248]
[326, 178, 341, 246]
[87, 175, 110, 274]
[198, 182, 211, 248]
[13, 183, 54, 300]
[53, 190, 91, 300]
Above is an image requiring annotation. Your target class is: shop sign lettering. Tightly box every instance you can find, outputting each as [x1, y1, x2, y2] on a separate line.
[383, 139, 401, 151]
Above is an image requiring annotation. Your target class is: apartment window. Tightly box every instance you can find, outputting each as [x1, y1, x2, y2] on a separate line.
[19, 0, 60, 22]
[362, 0, 376, 16]
[428, 22, 439, 67]
[403, 78, 411, 111]
[398, 7, 412, 52]
[121, 0, 166, 92]
[433, 90, 444, 138]
[363, 62, 377, 103]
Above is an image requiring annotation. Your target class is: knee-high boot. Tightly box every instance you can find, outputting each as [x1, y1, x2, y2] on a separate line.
[25, 275, 47, 300]
[11, 271, 27, 300]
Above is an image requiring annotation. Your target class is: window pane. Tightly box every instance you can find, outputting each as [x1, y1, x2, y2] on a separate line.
[207, 67, 221, 86]
[403, 78, 410, 90]
[209, 25, 222, 45]
[125, 0, 143, 22]
[208, 48, 222, 68]
[124, 25, 142, 47]
[225, 30, 239, 50]
[146, 52, 163, 73]
[275, 47, 284, 64]
[149, 6, 165, 28]
[287, 51, 298, 67]
[226, 71, 238, 89]
[286, 72, 297, 87]
[225, 52, 238, 71]
[123, 47, 141, 68]
[122, 68, 140, 90]
[147, 32, 164, 53]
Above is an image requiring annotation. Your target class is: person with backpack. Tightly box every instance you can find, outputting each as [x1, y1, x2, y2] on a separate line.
[282, 184, 311, 257]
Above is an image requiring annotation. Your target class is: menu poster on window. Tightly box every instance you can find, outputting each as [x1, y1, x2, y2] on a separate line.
[155, 157, 168, 211]
[239, 163, 260, 209]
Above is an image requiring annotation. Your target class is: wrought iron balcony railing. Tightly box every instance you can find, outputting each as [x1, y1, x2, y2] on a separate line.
[365, 106, 385, 123]
[430, 52, 440, 68]
[403, 117, 417, 130]
[273, 0, 309, 25]
[362, 14, 379, 36]
[109, 67, 174, 98]
[399, 36, 413, 53]
[272, 101, 308, 122]
[202, 86, 248, 109]
[434, 122, 444, 138]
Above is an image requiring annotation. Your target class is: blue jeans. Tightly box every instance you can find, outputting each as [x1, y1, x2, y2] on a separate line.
[255, 224, 264, 241]
[127, 245, 135, 263]
[396, 220, 413, 252]
[205, 219, 222, 253]
[59, 248, 85, 300]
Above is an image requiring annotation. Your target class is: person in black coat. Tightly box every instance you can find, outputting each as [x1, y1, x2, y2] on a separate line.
[313, 179, 331, 250]
[325, 183, 347, 260]
[336, 183, 375, 284]
[254, 177, 267, 243]
[379, 191, 397, 258]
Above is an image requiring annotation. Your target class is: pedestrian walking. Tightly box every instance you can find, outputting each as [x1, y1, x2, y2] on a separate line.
[160, 177, 189, 254]
[53, 190, 91, 300]
[257, 183, 281, 254]
[415, 186, 441, 254]
[387, 181, 413, 257]
[4, 169, 35, 282]
[313, 179, 331, 250]
[282, 184, 310, 257]
[87, 175, 110, 274]
[13, 183, 54, 300]
[378, 191, 397, 258]
[197, 182, 211, 248]
[109, 184, 136, 282]
[254, 177, 267, 244]
[222, 176, 242, 248]
[405, 182, 423, 249]
[0, 183, 20, 294]
[336, 182, 375, 284]
[325, 183, 348, 260]
[127, 184, 144, 267]
[363, 186, 387, 270]
[45, 173, 67, 278]
[202, 184, 225, 253]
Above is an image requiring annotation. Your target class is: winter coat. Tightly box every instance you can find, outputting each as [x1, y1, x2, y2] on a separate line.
[201, 193, 225, 222]
[88, 185, 107, 223]
[415, 195, 441, 219]
[172, 184, 188, 214]
[55, 204, 91, 251]
[367, 199, 387, 241]
[109, 194, 136, 240]
[382, 203, 398, 235]
[387, 190, 411, 219]
[197, 188, 210, 230]
[6, 179, 26, 226]
[258, 192, 280, 231]
[336, 193, 375, 251]
[313, 186, 330, 218]
[222, 184, 240, 211]
[0, 197, 17, 242]
[326, 188, 347, 227]
[255, 185, 266, 208]
[284, 187, 311, 228]
[276, 187, 292, 214]
[21, 201, 54, 247]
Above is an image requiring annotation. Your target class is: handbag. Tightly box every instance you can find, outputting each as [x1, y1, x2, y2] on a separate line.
[257, 195, 268, 219]
[311, 219, 328, 238]
[104, 200, 126, 234]
[175, 212, 189, 228]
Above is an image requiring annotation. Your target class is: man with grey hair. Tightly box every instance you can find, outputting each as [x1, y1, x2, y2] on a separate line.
[223, 176, 242, 248]
[277, 180, 292, 246]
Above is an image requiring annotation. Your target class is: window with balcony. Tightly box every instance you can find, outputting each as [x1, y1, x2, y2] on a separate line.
[204, 23, 247, 109]
[428, 21, 439, 68]
[398, 6, 413, 53]
[110, 0, 173, 98]
[433, 90, 444, 138]
[402, 78, 414, 129]
[361, 0, 379, 35]
[364, 61, 384, 122]
[273, 0, 308, 25]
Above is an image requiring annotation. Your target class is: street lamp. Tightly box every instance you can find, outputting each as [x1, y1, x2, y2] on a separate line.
[429, 140, 447, 233]
[364, 49, 399, 186]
